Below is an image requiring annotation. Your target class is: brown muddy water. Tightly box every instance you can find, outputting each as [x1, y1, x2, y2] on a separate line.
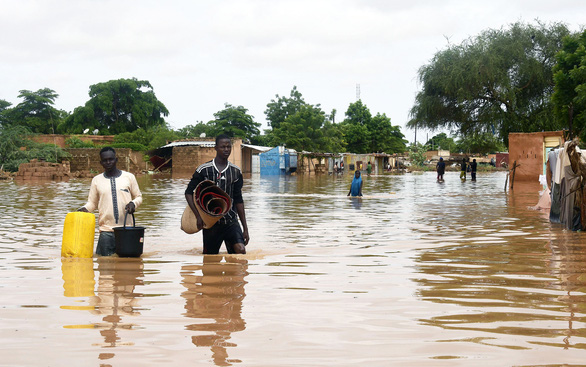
[1, 171, 585, 366]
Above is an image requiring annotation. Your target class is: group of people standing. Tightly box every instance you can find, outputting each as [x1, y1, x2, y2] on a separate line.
[436, 157, 478, 182]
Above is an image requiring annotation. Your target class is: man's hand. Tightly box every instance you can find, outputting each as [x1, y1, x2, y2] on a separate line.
[125, 202, 136, 214]
[243, 228, 249, 245]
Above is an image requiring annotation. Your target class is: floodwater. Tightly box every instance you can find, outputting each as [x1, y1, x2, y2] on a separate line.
[1, 171, 585, 366]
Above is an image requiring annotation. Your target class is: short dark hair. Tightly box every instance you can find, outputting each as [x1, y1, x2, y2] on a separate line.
[215, 134, 231, 145]
[100, 147, 116, 156]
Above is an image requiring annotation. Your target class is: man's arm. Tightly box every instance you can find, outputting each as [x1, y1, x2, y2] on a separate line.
[236, 202, 249, 245]
[126, 174, 143, 213]
[78, 178, 98, 212]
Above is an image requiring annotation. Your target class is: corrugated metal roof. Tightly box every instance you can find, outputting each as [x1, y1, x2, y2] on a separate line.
[160, 141, 215, 148]
[241, 143, 272, 152]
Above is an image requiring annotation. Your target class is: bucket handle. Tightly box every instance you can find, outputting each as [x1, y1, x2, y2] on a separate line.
[123, 210, 136, 229]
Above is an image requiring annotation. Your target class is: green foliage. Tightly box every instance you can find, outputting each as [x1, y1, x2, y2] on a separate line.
[113, 126, 179, 151]
[425, 132, 457, 152]
[456, 133, 507, 154]
[408, 143, 428, 167]
[3, 88, 68, 134]
[59, 78, 169, 135]
[265, 86, 308, 129]
[342, 100, 406, 154]
[552, 29, 586, 140]
[408, 21, 570, 146]
[110, 142, 148, 151]
[208, 104, 261, 141]
[177, 122, 212, 139]
[271, 105, 344, 153]
[0, 125, 70, 172]
[0, 99, 12, 126]
[65, 136, 95, 148]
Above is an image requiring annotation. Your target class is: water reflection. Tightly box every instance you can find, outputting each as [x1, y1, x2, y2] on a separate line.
[90, 258, 144, 353]
[181, 256, 248, 366]
[61, 257, 95, 299]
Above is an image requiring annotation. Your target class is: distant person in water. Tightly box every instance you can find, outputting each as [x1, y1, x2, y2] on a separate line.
[436, 157, 446, 182]
[366, 161, 372, 176]
[470, 159, 478, 181]
[347, 170, 363, 197]
[460, 158, 467, 180]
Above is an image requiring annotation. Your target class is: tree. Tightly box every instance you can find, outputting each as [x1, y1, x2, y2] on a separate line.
[271, 104, 344, 153]
[208, 103, 261, 141]
[114, 125, 181, 151]
[552, 29, 586, 140]
[177, 122, 212, 139]
[59, 78, 169, 134]
[456, 133, 506, 154]
[425, 132, 457, 152]
[408, 21, 570, 146]
[0, 125, 69, 172]
[0, 99, 11, 126]
[341, 100, 371, 153]
[4, 88, 67, 134]
[408, 143, 428, 167]
[367, 113, 408, 153]
[264, 86, 308, 129]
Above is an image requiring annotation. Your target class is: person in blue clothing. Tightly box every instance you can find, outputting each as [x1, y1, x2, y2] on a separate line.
[347, 170, 363, 197]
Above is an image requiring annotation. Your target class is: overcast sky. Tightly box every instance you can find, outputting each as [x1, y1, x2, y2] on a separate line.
[1, 0, 585, 143]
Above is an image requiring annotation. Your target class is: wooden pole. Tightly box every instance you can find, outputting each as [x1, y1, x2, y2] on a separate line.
[510, 160, 519, 190]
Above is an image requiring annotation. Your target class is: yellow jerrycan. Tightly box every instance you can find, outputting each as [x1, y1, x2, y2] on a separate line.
[61, 212, 96, 258]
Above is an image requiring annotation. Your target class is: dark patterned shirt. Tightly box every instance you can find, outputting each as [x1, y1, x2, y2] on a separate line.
[185, 159, 244, 224]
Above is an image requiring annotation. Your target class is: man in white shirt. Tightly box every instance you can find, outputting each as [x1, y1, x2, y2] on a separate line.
[79, 147, 143, 256]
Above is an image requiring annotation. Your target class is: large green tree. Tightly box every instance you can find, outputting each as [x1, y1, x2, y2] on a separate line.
[408, 21, 570, 146]
[271, 104, 344, 153]
[59, 78, 169, 134]
[208, 103, 261, 141]
[4, 88, 67, 134]
[342, 100, 406, 154]
[341, 100, 371, 153]
[425, 132, 457, 152]
[264, 86, 308, 129]
[552, 29, 586, 140]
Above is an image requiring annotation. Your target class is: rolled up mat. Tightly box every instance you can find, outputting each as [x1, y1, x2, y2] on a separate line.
[181, 180, 232, 234]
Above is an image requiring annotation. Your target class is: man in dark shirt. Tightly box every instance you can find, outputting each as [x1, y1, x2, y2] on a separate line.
[470, 159, 478, 181]
[185, 134, 249, 254]
[436, 157, 446, 182]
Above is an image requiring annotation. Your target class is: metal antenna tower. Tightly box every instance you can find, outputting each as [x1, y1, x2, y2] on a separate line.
[356, 84, 360, 101]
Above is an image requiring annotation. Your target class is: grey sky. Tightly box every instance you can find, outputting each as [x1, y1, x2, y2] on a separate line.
[1, 0, 584, 143]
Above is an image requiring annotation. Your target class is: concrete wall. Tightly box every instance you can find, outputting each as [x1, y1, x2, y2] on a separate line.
[508, 131, 564, 182]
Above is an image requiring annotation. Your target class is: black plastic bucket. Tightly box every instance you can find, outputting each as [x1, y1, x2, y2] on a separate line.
[113, 212, 145, 257]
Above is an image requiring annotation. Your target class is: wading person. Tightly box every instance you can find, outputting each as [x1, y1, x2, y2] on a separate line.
[460, 158, 467, 181]
[79, 147, 143, 256]
[185, 134, 249, 254]
[347, 170, 363, 197]
[436, 157, 445, 182]
[470, 159, 478, 181]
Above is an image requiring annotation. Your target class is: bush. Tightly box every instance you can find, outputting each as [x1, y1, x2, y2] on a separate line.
[65, 136, 95, 148]
[110, 142, 148, 151]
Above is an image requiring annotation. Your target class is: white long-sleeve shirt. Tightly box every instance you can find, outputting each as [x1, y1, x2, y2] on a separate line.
[83, 171, 143, 232]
